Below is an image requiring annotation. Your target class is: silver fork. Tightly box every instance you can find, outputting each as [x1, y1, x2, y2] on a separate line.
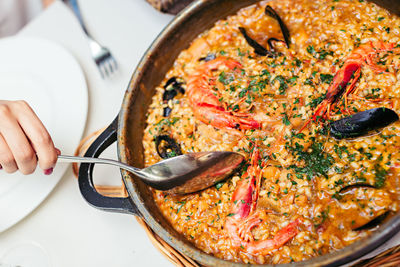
[64, 0, 118, 78]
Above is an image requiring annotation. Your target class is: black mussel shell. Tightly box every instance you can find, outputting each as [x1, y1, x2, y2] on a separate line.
[154, 135, 183, 159]
[338, 183, 376, 194]
[163, 88, 178, 102]
[199, 53, 216, 62]
[239, 27, 273, 57]
[163, 77, 185, 98]
[162, 77, 185, 117]
[265, 5, 290, 48]
[352, 211, 390, 231]
[163, 107, 173, 117]
[330, 107, 399, 139]
[164, 77, 178, 89]
[239, 5, 290, 56]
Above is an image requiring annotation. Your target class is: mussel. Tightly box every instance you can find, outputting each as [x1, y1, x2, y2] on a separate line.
[238, 5, 290, 57]
[335, 184, 391, 231]
[352, 211, 390, 231]
[330, 107, 399, 139]
[154, 135, 183, 159]
[162, 77, 185, 117]
[238, 27, 273, 57]
[264, 5, 290, 48]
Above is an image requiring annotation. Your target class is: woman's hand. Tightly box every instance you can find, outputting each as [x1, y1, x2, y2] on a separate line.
[0, 100, 59, 175]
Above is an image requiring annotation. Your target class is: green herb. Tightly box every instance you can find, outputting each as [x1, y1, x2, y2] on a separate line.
[374, 164, 388, 188]
[334, 179, 344, 186]
[314, 206, 330, 227]
[272, 75, 288, 95]
[176, 201, 186, 213]
[304, 77, 314, 86]
[307, 45, 315, 54]
[307, 93, 326, 108]
[334, 166, 343, 174]
[306, 45, 333, 60]
[218, 71, 234, 85]
[318, 50, 334, 60]
[238, 89, 248, 98]
[215, 181, 225, 190]
[282, 113, 291, 126]
[167, 151, 178, 158]
[237, 48, 245, 57]
[288, 140, 334, 180]
[320, 73, 334, 84]
[293, 58, 302, 67]
[288, 76, 298, 84]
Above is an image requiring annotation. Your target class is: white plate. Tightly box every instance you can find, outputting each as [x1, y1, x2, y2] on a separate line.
[0, 37, 88, 232]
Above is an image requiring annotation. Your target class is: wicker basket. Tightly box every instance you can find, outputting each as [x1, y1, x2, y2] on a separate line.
[73, 129, 400, 267]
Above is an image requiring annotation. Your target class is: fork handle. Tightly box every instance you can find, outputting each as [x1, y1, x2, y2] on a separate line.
[63, 0, 91, 36]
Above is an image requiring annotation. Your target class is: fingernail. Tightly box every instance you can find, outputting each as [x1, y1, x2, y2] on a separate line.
[0, 165, 2, 170]
[44, 168, 53, 175]
[56, 148, 61, 156]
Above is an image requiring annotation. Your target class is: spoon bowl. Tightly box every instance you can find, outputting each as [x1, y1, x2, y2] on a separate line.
[59, 151, 244, 194]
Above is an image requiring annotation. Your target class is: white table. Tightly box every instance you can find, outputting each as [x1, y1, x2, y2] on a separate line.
[0, 1, 174, 266]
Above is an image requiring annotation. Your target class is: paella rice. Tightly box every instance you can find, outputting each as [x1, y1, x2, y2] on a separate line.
[142, 0, 400, 264]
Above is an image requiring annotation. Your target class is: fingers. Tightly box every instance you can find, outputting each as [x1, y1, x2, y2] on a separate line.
[0, 100, 57, 175]
[0, 104, 38, 175]
[0, 134, 18, 173]
[11, 100, 58, 171]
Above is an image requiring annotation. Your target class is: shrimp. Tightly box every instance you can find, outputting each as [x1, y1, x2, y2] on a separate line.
[224, 148, 300, 257]
[187, 57, 261, 131]
[300, 41, 400, 132]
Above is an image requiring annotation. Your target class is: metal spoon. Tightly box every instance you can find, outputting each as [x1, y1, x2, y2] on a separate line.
[58, 152, 244, 194]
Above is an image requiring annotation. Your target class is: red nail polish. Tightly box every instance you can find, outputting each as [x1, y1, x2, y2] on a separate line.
[0, 165, 2, 170]
[44, 168, 53, 175]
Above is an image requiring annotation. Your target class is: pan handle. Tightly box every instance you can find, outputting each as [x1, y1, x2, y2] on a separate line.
[78, 117, 139, 215]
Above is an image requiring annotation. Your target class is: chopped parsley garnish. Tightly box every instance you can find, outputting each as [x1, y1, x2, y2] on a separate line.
[307, 93, 326, 108]
[374, 164, 388, 188]
[218, 71, 234, 85]
[176, 201, 186, 213]
[320, 73, 334, 84]
[288, 139, 334, 180]
[282, 113, 291, 126]
[272, 75, 288, 95]
[307, 45, 315, 54]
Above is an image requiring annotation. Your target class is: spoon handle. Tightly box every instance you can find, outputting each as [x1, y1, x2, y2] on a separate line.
[58, 155, 141, 174]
